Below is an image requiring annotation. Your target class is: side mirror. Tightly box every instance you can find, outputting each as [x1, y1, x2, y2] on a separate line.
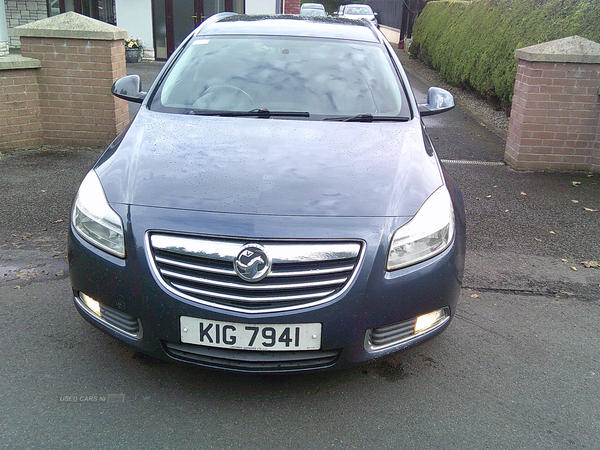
[418, 87, 455, 117]
[111, 74, 146, 104]
[374, 12, 378, 16]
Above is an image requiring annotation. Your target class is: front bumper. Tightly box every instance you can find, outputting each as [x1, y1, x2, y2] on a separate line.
[68, 206, 464, 373]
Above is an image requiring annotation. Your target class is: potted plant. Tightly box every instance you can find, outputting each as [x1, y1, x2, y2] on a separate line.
[124, 36, 144, 63]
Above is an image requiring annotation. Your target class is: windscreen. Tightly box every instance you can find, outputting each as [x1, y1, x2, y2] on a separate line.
[150, 35, 407, 118]
[344, 6, 373, 15]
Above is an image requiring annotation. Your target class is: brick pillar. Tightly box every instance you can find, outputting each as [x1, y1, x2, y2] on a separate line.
[0, 58, 43, 150]
[505, 36, 600, 172]
[13, 12, 129, 147]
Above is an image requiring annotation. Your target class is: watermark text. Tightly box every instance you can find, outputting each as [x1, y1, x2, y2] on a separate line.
[58, 394, 125, 403]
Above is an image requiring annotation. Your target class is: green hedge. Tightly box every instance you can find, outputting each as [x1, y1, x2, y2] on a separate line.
[409, 0, 600, 109]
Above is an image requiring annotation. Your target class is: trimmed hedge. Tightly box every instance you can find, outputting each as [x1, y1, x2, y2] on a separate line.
[409, 0, 600, 110]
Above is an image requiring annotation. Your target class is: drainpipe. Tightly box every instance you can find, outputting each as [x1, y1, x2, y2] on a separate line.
[0, 0, 9, 56]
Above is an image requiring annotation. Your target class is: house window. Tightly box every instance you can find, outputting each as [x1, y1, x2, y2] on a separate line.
[47, 0, 63, 16]
[48, 0, 116, 25]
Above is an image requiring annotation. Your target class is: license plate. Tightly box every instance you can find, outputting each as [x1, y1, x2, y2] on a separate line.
[180, 317, 322, 351]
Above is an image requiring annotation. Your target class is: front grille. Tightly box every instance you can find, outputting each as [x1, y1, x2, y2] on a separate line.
[163, 341, 341, 372]
[147, 233, 363, 312]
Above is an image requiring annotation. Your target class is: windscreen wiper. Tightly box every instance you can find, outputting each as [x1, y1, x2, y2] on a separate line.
[187, 108, 310, 118]
[323, 113, 410, 122]
[247, 108, 310, 118]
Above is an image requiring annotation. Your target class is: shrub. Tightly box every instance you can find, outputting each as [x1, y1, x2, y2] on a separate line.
[410, 0, 600, 110]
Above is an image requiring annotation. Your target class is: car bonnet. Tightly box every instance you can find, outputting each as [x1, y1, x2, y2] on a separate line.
[95, 109, 443, 218]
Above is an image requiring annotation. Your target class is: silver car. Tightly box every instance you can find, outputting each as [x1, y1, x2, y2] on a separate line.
[339, 4, 378, 26]
[300, 3, 327, 16]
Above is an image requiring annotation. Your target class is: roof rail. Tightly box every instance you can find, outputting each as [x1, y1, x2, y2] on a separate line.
[360, 18, 384, 44]
[192, 12, 239, 37]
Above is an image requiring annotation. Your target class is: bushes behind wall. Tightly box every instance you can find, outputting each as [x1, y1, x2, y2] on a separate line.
[409, 0, 600, 111]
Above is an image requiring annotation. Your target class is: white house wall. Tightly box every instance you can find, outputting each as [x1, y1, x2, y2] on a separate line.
[115, 0, 154, 58]
[245, 0, 278, 15]
[0, 0, 9, 55]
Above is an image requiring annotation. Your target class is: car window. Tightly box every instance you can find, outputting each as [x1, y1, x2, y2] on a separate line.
[300, 9, 327, 16]
[301, 3, 325, 10]
[150, 36, 406, 118]
[344, 6, 372, 15]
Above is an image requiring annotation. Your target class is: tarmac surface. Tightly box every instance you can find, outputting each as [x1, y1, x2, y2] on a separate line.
[0, 45, 599, 449]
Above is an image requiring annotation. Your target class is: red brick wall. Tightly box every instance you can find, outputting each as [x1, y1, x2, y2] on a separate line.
[505, 60, 600, 171]
[19, 37, 129, 147]
[284, 0, 301, 14]
[0, 68, 43, 149]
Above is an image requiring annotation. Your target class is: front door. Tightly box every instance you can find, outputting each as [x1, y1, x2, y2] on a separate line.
[198, 0, 225, 22]
[153, 0, 196, 60]
[167, 0, 198, 56]
[153, 0, 243, 60]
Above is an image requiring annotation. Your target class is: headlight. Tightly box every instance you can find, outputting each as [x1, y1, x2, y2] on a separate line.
[387, 186, 454, 270]
[72, 171, 125, 258]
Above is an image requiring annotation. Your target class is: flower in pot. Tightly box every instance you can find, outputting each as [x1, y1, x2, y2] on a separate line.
[124, 37, 144, 63]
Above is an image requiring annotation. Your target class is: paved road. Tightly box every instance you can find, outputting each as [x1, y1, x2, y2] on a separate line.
[0, 57, 599, 449]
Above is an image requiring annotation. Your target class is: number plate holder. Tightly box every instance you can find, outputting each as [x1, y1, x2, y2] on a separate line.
[180, 317, 322, 351]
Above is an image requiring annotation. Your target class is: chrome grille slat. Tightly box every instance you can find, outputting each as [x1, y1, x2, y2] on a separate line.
[160, 269, 348, 291]
[151, 235, 360, 262]
[155, 255, 236, 276]
[155, 255, 354, 278]
[172, 282, 336, 302]
[148, 233, 363, 312]
[269, 265, 355, 277]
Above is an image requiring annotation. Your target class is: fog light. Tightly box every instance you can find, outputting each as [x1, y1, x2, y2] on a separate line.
[75, 293, 142, 339]
[414, 308, 447, 334]
[81, 293, 102, 317]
